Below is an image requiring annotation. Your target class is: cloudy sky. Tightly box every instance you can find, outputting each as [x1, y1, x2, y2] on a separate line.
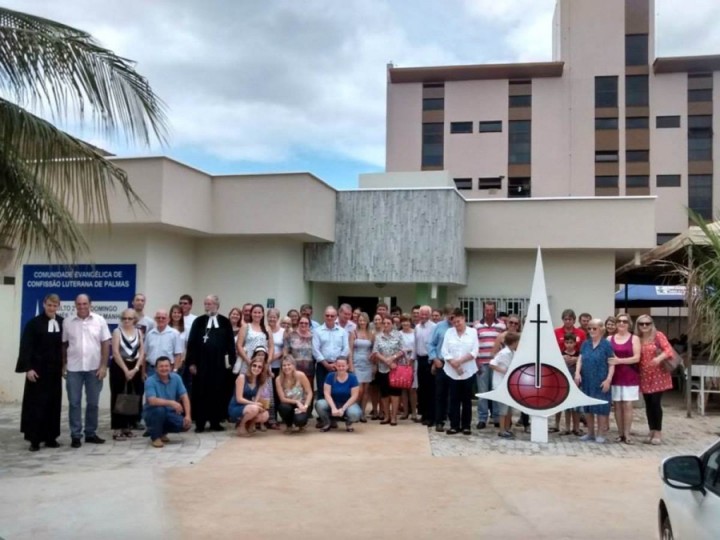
[7, 0, 720, 188]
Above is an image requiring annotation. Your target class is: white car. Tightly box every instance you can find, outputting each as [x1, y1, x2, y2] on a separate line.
[658, 438, 720, 539]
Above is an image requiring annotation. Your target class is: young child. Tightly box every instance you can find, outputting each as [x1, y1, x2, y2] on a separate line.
[553, 333, 582, 435]
[490, 332, 520, 438]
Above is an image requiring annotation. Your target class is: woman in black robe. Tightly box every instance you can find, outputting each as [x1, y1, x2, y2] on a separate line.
[15, 294, 64, 451]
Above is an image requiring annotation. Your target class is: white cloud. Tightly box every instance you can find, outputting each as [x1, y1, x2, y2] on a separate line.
[4, 0, 720, 177]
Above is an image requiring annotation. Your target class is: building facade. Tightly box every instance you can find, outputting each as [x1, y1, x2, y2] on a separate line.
[386, 0, 720, 244]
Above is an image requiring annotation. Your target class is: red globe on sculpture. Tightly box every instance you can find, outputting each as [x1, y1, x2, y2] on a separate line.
[507, 364, 570, 410]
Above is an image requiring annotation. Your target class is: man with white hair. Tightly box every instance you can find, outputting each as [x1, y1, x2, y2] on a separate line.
[185, 295, 236, 433]
[415, 305, 436, 425]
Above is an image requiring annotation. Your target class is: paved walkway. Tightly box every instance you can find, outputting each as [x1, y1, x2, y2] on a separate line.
[0, 394, 717, 539]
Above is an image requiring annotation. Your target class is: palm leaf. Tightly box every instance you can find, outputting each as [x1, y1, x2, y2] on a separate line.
[0, 7, 168, 263]
[685, 210, 720, 365]
[0, 98, 146, 260]
[0, 7, 168, 144]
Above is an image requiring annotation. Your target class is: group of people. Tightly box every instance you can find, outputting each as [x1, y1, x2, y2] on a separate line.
[15, 291, 678, 451]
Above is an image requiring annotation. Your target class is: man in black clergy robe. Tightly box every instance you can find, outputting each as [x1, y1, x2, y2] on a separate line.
[15, 293, 64, 451]
[186, 294, 236, 432]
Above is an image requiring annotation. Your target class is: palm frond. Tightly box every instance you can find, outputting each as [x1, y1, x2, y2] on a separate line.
[0, 7, 168, 144]
[684, 210, 720, 364]
[0, 97, 146, 260]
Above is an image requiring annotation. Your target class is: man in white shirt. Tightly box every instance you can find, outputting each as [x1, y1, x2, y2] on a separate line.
[144, 310, 184, 377]
[62, 294, 112, 448]
[179, 294, 197, 330]
[415, 305, 436, 426]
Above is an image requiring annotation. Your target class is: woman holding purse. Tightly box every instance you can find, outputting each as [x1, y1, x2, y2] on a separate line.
[110, 308, 145, 440]
[399, 314, 418, 421]
[635, 315, 675, 445]
[371, 315, 404, 426]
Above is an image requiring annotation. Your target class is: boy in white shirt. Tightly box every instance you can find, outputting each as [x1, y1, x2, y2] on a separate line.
[489, 332, 520, 438]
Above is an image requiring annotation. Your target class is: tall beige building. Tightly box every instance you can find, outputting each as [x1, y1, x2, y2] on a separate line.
[386, 0, 719, 243]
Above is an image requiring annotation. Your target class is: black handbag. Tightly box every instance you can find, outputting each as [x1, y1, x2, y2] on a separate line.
[114, 381, 141, 416]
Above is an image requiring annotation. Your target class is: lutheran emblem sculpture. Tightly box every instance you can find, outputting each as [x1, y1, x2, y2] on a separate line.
[477, 248, 607, 443]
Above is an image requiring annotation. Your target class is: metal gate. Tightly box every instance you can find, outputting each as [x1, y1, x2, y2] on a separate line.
[457, 296, 531, 323]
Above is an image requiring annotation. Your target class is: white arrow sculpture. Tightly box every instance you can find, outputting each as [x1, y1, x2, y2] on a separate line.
[477, 248, 606, 443]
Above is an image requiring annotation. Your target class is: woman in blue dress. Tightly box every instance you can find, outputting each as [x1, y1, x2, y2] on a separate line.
[228, 347, 269, 436]
[574, 319, 616, 443]
[348, 312, 374, 422]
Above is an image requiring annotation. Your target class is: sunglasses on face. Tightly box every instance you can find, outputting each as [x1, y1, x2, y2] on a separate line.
[638, 322, 651, 327]
[617, 320, 629, 324]
[251, 364, 264, 369]
[121, 317, 135, 321]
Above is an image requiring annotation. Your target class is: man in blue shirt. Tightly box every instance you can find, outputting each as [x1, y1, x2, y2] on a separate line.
[427, 305, 455, 433]
[312, 306, 349, 393]
[143, 356, 191, 448]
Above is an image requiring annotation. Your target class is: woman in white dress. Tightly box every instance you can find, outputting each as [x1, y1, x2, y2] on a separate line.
[399, 314, 418, 422]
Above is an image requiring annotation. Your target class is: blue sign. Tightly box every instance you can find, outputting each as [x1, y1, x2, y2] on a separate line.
[21, 264, 137, 331]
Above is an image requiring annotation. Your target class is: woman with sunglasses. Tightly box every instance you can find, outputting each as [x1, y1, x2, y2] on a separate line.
[635, 315, 674, 445]
[284, 315, 315, 383]
[575, 319, 615, 443]
[228, 347, 269, 436]
[607, 314, 641, 444]
[110, 308, 145, 440]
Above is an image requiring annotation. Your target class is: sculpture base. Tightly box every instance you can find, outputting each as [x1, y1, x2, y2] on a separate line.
[530, 415, 548, 443]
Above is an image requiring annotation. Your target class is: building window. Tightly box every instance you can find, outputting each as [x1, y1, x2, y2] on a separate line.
[595, 151, 619, 162]
[689, 137, 713, 161]
[688, 115, 713, 129]
[657, 174, 681, 187]
[508, 177, 531, 198]
[422, 98, 444, 111]
[479, 121, 502, 133]
[627, 175, 649, 188]
[421, 123, 444, 168]
[595, 76, 618, 108]
[509, 95, 532, 108]
[689, 175, 713, 220]
[595, 176, 619, 188]
[453, 178, 472, 190]
[657, 233, 678, 245]
[625, 34, 649, 66]
[656, 116, 681, 128]
[423, 82, 444, 88]
[626, 116, 649, 129]
[627, 150, 649, 162]
[688, 115, 713, 161]
[626, 75, 649, 107]
[689, 89, 713, 103]
[508, 120, 531, 164]
[478, 177, 502, 190]
[595, 118, 618, 130]
[450, 121, 473, 134]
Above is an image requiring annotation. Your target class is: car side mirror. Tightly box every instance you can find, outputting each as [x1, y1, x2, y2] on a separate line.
[662, 455, 704, 491]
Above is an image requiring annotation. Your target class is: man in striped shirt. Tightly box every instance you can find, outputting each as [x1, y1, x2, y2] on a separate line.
[474, 302, 506, 429]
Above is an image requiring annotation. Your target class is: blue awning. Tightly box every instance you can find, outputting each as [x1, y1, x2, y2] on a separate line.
[615, 284, 686, 308]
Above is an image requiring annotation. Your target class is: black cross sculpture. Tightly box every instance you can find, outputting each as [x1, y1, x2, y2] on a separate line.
[529, 303, 548, 388]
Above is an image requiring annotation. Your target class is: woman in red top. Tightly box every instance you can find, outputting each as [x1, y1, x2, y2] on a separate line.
[635, 314, 674, 445]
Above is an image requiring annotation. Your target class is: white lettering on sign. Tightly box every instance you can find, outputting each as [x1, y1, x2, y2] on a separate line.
[655, 286, 686, 296]
[59, 301, 128, 326]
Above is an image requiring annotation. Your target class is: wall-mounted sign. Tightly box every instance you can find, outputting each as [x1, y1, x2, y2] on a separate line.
[21, 264, 137, 331]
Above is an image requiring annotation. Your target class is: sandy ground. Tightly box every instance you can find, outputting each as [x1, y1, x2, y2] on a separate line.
[164, 423, 661, 540]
